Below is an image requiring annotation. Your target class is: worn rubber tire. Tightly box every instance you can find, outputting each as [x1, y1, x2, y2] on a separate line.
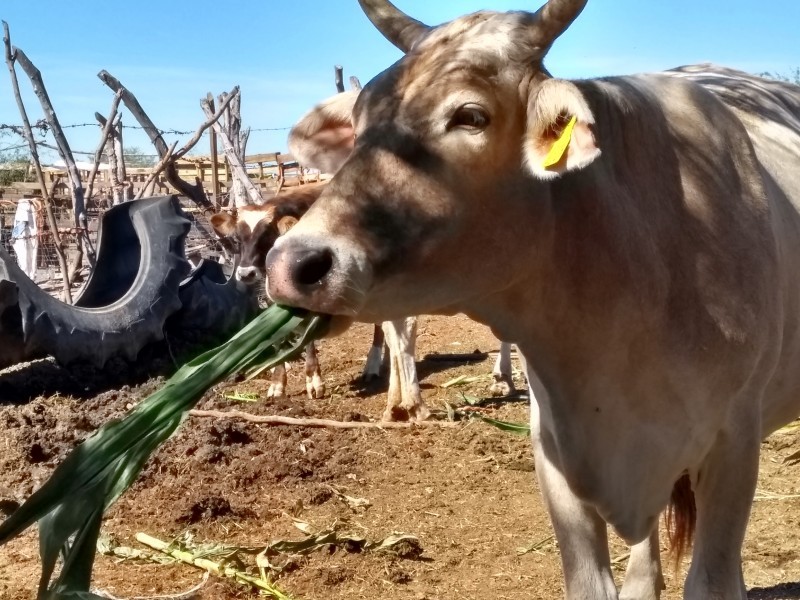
[0, 196, 191, 369]
[166, 259, 258, 346]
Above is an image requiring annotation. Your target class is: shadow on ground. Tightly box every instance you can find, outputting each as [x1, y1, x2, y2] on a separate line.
[750, 583, 800, 599]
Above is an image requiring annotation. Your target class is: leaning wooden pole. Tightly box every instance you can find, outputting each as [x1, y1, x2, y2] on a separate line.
[2, 21, 72, 302]
[200, 94, 261, 206]
[206, 93, 221, 208]
[13, 47, 96, 269]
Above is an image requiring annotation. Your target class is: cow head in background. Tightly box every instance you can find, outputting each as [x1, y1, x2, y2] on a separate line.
[211, 183, 325, 282]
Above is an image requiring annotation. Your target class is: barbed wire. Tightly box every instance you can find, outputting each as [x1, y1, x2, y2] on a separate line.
[0, 121, 294, 158]
[3, 122, 292, 135]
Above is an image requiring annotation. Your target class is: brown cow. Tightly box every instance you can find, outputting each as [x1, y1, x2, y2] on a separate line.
[211, 184, 325, 399]
[265, 1, 800, 598]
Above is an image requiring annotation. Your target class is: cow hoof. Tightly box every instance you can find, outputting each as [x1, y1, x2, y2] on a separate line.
[267, 383, 286, 399]
[382, 401, 431, 423]
[489, 377, 514, 397]
[306, 375, 325, 399]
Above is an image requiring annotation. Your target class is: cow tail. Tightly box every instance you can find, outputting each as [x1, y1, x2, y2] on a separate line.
[665, 473, 696, 567]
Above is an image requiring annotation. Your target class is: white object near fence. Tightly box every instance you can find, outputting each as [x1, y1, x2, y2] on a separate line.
[11, 199, 38, 279]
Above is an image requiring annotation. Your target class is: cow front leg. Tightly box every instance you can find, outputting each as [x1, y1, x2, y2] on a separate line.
[620, 527, 664, 600]
[304, 341, 325, 399]
[381, 317, 429, 422]
[683, 419, 759, 600]
[362, 324, 385, 381]
[268, 364, 287, 399]
[528, 367, 618, 600]
[490, 341, 516, 396]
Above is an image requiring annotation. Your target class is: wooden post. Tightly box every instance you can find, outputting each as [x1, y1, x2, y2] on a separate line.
[2, 21, 72, 301]
[335, 65, 345, 93]
[201, 91, 259, 207]
[207, 93, 220, 208]
[85, 91, 122, 206]
[114, 118, 131, 201]
[14, 47, 96, 269]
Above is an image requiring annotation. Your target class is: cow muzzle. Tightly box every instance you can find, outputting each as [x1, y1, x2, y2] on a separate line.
[265, 235, 370, 317]
[235, 265, 261, 283]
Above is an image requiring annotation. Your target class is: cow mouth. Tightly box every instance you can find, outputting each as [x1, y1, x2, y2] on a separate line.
[265, 234, 372, 318]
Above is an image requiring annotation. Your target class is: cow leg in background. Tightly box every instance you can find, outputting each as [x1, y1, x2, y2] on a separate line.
[268, 364, 287, 399]
[362, 324, 385, 381]
[528, 365, 618, 600]
[620, 528, 664, 600]
[382, 317, 429, 422]
[490, 342, 516, 396]
[304, 341, 325, 399]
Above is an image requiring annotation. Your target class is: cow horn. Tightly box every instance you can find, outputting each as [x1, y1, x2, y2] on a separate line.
[531, 0, 588, 48]
[357, 0, 431, 53]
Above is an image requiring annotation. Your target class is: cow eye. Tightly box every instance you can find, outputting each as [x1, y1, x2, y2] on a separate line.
[447, 104, 490, 132]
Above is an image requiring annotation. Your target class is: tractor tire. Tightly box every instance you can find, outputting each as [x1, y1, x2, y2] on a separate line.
[166, 259, 258, 347]
[0, 196, 191, 369]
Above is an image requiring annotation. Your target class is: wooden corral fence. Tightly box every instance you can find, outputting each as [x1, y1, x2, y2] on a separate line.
[0, 150, 323, 293]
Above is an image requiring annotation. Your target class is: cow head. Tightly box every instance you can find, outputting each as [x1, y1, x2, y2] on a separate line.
[266, 0, 600, 326]
[210, 186, 322, 282]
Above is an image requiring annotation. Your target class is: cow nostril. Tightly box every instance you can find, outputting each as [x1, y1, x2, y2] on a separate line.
[293, 248, 333, 286]
[237, 267, 258, 283]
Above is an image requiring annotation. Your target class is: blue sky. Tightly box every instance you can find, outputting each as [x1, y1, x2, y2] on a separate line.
[1, 1, 797, 163]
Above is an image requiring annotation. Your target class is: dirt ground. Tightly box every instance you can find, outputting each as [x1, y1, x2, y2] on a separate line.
[1, 314, 800, 599]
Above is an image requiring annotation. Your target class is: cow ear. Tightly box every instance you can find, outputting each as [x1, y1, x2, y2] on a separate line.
[288, 90, 359, 175]
[210, 212, 236, 236]
[524, 79, 601, 180]
[276, 215, 299, 235]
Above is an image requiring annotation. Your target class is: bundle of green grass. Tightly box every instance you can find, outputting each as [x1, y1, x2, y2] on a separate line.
[0, 305, 329, 598]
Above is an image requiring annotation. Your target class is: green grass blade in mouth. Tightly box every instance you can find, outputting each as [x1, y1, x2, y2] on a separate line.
[0, 304, 330, 598]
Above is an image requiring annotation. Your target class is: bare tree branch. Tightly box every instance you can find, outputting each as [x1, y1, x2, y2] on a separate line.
[189, 409, 460, 429]
[14, 46, 95, 267]
[172, 88, 239, 161]
[97, 69, 215, 213]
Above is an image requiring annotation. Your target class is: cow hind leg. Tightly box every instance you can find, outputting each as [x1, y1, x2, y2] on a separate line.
[381, 317, 429, 422]
[490, 342, 516, 396]
[268, 364, 287, 399]
[683, 420, 759, 600]
[362, 324, 385, 381]
[304, 341, 325, 399]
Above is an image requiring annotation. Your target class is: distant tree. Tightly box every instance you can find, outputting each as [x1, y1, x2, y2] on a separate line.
[760, 67, 800, 85]
[122, 146, 157, 168]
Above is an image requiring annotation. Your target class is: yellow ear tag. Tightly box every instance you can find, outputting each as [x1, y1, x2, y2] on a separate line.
[542, 115, 577, 169]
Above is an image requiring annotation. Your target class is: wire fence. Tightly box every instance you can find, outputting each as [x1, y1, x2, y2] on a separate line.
[0, 121, 294, 158]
